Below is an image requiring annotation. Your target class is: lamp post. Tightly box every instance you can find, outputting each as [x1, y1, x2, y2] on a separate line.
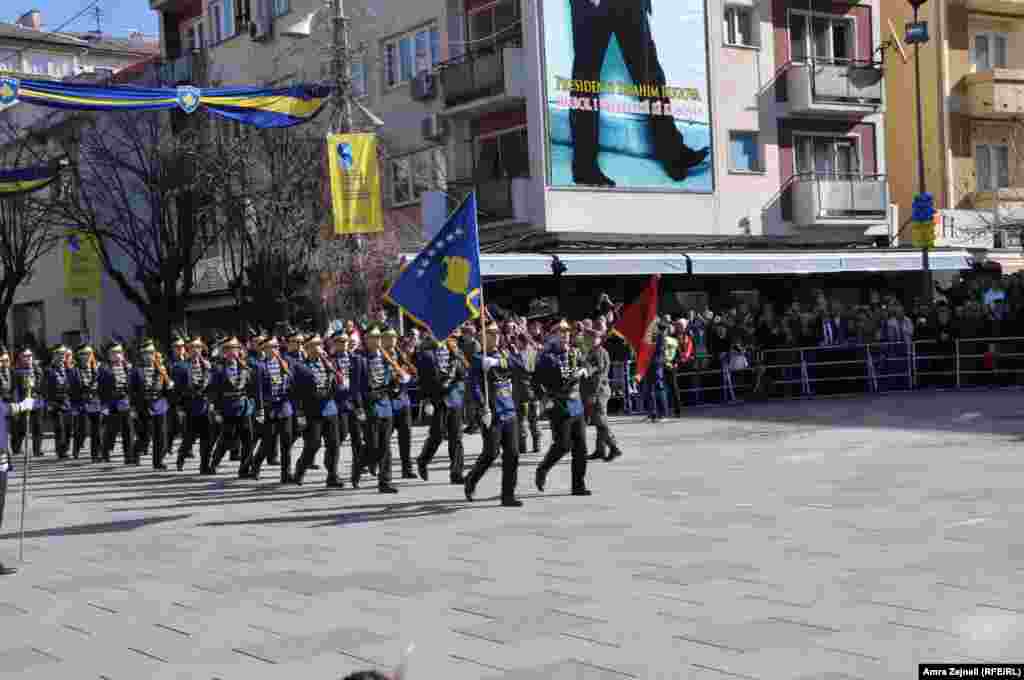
[905, 0, 932, 301]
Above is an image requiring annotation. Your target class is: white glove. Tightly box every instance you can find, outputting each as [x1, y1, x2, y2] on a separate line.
[16, 398, 33, 413]
[481, 409, 492, 428]
[482, 356, 500, 372]
[423, 402, 435, 418]
[399, 371, 412, 384]
[355, 409, 366, 423]
[542, 399, 553, 412]
[575, 368, 589, 379]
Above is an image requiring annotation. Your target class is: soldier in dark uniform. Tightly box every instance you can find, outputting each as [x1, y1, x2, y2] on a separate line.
[167, 334, 188, 456]
[209, 337, 256, 477]
[329, 330, 364, 485]
[565, 0, 709, 187]
[71, 344, 103, 462]
[415, 332, 467, 485]
[250, 335, 294, 483]
[356, 325, 402, 493]
[460, 325, 482, 435]
[99, 341, 134, 464]
[582, 327, 623, 461]
[283, 329, 308, 467]
[507, 320, 542, 454]
[12, 347, 43, 460]
[130, 339, 173, 470]
[381, 327, 416, 479]
[292, 334, 342, 487]
[533, 320, 592, 496]
[243, 328, 266, 466]
[173, 337, 214, 473]
[45, 345, 75, 459]
[465, 321, 524, 507]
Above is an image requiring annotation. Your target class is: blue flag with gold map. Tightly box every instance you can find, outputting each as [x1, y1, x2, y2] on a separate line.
[386, 193, 481, 340]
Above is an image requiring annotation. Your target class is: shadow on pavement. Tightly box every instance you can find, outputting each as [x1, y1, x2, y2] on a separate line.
[0, 513, 191, 540]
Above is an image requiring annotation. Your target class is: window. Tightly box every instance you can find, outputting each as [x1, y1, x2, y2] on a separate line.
[793, 134, 861, 176]
[729, 131, 761, 172]
[468, 0, 520, 47]
[390, 147, 447, 205]
[475, 128, 530, 181]
[186, 17, 205, 50]
[209, 0, 235, 43]
[973, 32, 1008, 71]
[49, 56, 73, 78]
[976, 144, 1010, 191]
[383, 24, 442, 88]
[790, 11, 854, 63]
[272, 0, 290, 17]
[0, 52, 16, 72]
[724, 7, 755, 47]
[30, 55, 49, 75]
[350, 59, 368, 98]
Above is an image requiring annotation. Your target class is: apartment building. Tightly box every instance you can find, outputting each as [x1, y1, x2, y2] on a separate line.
[0, 11, 157, 349]
[880, 0, 1024, 262]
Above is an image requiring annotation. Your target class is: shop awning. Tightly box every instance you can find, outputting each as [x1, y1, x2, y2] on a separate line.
[399, 250, 972, 277]
[986, 252, 1024, 274]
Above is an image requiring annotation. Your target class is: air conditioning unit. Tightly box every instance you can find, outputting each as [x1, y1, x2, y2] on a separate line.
[411, 70, 436, 100]
[421, 113, 445, 141]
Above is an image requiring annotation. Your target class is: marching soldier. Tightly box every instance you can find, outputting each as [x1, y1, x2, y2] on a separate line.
[292, 334, 341, 487]
[329, 330, 364, 485]
[381, 327, 417, 479]
[582, 328, 623, 462]
[130, 340, 173, 470]
[71, 344, 103, 462]
[99, 340, 134, 464]
[173, 337, 214, 473]
[465, 321, 524, 507]
[415, 332, 467, 485]
[356, 325, 404, 493]
[45, 345, 75, 459]
[209, 337, 256, 477]
[250, 335, 294, 483]
[507, 321, 542, 454]
[533, 320, 593, 497]
[12, 347, 43, 461]
[167, 334, 188, 455]
[243, 328, 266, 467]
[283, 328, 308, 466]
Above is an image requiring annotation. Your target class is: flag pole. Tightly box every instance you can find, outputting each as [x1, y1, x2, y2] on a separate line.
[474, 193, 489, 414]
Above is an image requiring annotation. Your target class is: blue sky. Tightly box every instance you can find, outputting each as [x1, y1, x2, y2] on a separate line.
[4, 0, 159, 37]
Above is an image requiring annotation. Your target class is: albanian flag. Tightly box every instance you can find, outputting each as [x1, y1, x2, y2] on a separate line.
[612, 274, 660, 379]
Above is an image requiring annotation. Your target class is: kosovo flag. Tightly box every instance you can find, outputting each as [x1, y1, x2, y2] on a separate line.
[386, 193, 482, 340]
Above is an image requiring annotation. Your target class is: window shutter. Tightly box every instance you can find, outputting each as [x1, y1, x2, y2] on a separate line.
[974, 34, 990, 70]
[996, 146, 1010, 188]
[995, 35, 1008, 68]
[976, 146, 992, 191]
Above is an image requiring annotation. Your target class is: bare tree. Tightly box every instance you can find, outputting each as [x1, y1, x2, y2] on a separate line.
[56, 110, 246, 346]
[0, 111, 68, 346]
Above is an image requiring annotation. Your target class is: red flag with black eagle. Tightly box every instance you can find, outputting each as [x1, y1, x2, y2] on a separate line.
[612, 275, 660, 380]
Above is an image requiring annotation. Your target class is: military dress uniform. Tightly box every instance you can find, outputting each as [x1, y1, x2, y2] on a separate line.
[512, 340, 543, 454]
[415, 338, 466, 484]
[45, 347, 75, 459]
[534, 323, 592, 496]
[283, 330, 307, 463]
[330, 333, 364, 484]
[12, 350, 44, 460]
[383, 329, 416, 479]
[243, 335, 267, 466]
[357, 327, 400, 493]
[582, 336, 622, 461]
[293, 336, 341, 487]
[167, 336, 188, 453]
[70, 346, 104, 462]
[209, 340, 256, 477]
[250, 339, 294, 482]
[130, 342, 172, 470]
[465, 326, 525, 507]
[98, 345, 134, 464]
[173, 340, 214, 472]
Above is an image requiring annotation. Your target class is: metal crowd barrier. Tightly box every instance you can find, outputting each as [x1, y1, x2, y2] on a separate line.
[611, 335, 1024, 414]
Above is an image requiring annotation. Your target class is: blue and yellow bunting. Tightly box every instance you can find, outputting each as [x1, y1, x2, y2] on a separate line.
[0, 76, 329, 129]
[386, 193, 482, 341]
[0, 165, 60, 196]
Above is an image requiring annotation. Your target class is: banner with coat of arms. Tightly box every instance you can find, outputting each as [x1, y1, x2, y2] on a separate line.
[0, 75, 329, 129]
[64, 230, 103, 300]
[327, 133, 383, 235]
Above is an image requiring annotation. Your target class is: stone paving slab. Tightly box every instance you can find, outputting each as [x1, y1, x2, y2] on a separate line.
[2, 393, 1024, 678]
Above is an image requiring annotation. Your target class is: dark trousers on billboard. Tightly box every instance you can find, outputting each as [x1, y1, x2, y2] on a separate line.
[567, 0, 704, 183]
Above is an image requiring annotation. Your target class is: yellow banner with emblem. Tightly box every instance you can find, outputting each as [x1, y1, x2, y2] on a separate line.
[327, 132, 383, 235]
[63, 230, 103, 299]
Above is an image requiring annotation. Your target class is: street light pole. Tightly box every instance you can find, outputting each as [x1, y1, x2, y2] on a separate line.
[905, 0, 932, 301]
[913, 7, 930, 300]
[329, 0, 353, 133]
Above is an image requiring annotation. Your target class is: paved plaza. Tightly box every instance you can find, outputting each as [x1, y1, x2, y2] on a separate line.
[1, 390, 1023, 679]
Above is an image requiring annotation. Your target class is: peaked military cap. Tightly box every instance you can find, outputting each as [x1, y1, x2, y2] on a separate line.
[139, 338, 157, 353]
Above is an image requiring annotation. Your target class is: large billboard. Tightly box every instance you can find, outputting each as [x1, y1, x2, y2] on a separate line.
[543, 0, 713, 192]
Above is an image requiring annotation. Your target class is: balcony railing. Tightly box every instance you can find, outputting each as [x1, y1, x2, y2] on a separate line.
[785, 58, 883, 116]
[440, 37, 523, 108]
[791, 173, 888, 226]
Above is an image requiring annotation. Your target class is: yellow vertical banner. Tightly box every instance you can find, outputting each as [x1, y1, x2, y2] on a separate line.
[327, 132, 383, 235]
[63, 230, 102, 299]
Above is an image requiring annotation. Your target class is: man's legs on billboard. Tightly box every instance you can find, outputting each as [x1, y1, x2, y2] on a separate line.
[568, 0, 615, 187]
[610, 1, 708, 181]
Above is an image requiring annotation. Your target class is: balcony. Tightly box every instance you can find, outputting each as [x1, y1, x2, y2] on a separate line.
[450, 176, 530, 224]
[964, 69, 1024, 118]
[156, 50, 205, 86]
[791, 173, 888, 227]
[785, 60, 884, 118]
[961, 0, 1024, 15]
[440, 41, 526, 114]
